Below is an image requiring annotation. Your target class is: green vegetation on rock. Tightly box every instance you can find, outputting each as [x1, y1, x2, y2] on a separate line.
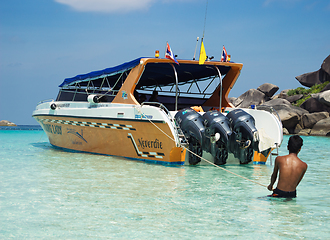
[287, 81, 329, 106]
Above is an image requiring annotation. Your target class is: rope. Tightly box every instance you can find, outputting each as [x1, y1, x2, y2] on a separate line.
[186, 148, 268, 188]
[37, 129, 45, 143]
[135, 106, 268, 188]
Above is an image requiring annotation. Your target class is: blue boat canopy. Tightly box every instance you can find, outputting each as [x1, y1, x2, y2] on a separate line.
[59, 58, 142, 87]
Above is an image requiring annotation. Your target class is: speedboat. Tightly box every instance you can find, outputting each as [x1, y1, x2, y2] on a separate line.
[32, 56, 283, 165]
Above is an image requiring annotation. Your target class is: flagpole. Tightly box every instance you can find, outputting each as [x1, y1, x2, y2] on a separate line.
[164, 41, 168, 58]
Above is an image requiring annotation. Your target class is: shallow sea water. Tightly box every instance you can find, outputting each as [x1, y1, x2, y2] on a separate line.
[0, 128, 329, 239]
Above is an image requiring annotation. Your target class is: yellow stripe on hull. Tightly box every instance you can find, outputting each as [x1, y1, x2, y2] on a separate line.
[34, 116, 185, 164]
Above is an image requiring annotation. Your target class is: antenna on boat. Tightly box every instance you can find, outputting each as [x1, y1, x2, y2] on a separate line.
[193, 37, 199, 60]
[198, 0, 208, 62]
[202, 0, 208, 40]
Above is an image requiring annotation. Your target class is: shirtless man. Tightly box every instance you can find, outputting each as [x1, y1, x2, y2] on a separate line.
[268, 135, 308, 198]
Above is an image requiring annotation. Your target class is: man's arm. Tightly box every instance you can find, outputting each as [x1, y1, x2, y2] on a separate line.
[296, 163, 308, 187]
[268, 157, 279, 191]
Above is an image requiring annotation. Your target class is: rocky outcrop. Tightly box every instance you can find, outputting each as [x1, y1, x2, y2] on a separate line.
[230, 85, 330, 136]
[273, 104, 308, 132]
[0, 120, 16, 126]
[300, 97, 330, 113]
[295, 55, 330, 87]
[295, 69, 324, 87]
[318, 90, 330, 107]
[321, 55, 330, 75]
[228, 55, 330, 136]
[300, 112, 329, 129]
[234, 89, 269, 108]
[310, 118, 330, 136]
[257, 83, 279, 97]
[286, 94, 303, 104]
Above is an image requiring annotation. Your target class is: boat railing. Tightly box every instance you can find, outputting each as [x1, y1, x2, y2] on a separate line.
[36, 99, 54, 105]
[140, 101, 182, 146]
[141, 102, 171, 117]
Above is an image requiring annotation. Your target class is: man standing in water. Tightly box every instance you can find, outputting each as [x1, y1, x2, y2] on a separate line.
[268, 135, 308, 198]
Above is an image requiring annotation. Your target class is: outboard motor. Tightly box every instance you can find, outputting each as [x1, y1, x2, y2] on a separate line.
[226, 109, 259, 164]
[203, 111, 232, 165]
[175, 108, 205, 165]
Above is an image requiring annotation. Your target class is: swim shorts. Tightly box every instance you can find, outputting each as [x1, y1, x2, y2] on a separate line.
[271, 188, 296, 198]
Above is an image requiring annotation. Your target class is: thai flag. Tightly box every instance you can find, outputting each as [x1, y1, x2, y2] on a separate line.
[165, 42, 179, 65]
[221, 45, 227, 62]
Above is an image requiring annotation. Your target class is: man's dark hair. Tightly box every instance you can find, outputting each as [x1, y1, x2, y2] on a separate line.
[288, 135, 303, 153]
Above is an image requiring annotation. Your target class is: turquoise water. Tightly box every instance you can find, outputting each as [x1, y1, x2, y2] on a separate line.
[1, 129, 329, 239]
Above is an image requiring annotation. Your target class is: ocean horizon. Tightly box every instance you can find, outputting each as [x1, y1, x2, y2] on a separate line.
[0, 125, 42, 130]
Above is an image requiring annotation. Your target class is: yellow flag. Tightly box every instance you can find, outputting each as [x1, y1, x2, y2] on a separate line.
[199, 41, 207, 65]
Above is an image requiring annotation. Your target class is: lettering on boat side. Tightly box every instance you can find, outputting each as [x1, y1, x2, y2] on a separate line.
[127, 133, 165, 159]
[88, 104, 108, 108]
[42, 123, 62, 135]
[135, 114, 153, 120]
[56, 103, 70, 108]
[138, 138, 163, 149]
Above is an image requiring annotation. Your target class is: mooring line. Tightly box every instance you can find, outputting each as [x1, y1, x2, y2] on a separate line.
[135, 107, 268, 188]
[37, 129, 45, 143]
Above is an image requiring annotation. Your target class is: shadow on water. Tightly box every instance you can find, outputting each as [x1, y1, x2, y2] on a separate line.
[31, 142, 53, 150]
[257, 195, 296, 202]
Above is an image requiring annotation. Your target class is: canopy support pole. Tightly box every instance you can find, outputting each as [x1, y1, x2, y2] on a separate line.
[171, 63, 179, 111]
[214, 66, 222, 111]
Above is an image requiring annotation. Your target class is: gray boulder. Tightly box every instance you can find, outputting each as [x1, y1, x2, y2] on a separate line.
[318, 90, 330, 107]
[294, 123, 303, 134]
[261, 98, 308, 132]
[298, 129, 311, 136]
[286, 94, 304, 104]
[272, 94, 279, 100]
[300, 112, 329, 129]
[321, 54, 330, 75]
[295, 69, 324, 87]
[262, 98, 291, 106]
[278, 89, 291, 99]
[311, 92, 321, 99]
[283, 128, 289, 135]
[310, 118, 330, 136]
[257, 83, 279, 98]
[235, 89, 269, 108]
[300, 97, 330, 113]
[232, 97, 243, 107]
[271, 104, 308, 132]
[295, 55, 330, 88]
[228, 97, 237, 106]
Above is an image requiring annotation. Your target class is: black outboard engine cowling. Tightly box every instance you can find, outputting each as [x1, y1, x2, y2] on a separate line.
[203, 111, 232, 165]
[226, 109, 259, 164]
[175, 108, 205, 165]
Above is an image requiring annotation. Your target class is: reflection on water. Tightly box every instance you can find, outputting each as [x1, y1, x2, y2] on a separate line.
[1, 132, 329, 239]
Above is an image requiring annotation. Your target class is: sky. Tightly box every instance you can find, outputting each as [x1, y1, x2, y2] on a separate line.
[1, 0, 330, 125]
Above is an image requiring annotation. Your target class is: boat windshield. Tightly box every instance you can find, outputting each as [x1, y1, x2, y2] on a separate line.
[136, 62, 231, 110]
